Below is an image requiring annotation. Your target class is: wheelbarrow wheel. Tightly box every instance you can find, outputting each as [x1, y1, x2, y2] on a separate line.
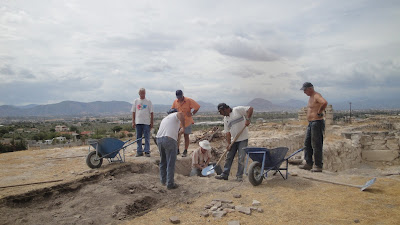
[86, 151, 103, 169]
[248, 161, 263, 186]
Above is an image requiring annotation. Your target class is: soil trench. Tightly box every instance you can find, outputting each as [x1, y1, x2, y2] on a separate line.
[0, 156, 243, 225]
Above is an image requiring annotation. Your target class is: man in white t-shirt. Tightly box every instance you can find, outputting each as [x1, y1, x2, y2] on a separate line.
[131, 88, 154, 157]
[215, 103, 253, 182]
[156, 108, 185, 190]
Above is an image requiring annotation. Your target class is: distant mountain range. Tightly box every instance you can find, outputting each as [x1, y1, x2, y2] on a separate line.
[0, 98, 398, 118]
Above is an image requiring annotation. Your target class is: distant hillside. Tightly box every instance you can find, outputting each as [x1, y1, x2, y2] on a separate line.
[0, 101, 132, 117]
[2, 97, 397, 118]
[247, 98, 303, 112]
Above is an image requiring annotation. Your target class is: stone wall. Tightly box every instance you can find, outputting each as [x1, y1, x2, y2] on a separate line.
[340, 129, 400, 163]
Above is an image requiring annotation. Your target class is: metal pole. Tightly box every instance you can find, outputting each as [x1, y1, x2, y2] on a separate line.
[349, 102, 352, 124]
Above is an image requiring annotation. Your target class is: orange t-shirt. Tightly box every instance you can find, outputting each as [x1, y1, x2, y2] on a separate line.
[172, 97, 200, 128]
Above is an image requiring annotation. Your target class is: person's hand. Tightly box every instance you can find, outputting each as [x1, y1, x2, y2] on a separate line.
[179, 127, 184, 135]
[245, 119, 250, 126]
[150, 123, 153, 129]
[226, 145, 231, 151]
[132, 122, 136, 128]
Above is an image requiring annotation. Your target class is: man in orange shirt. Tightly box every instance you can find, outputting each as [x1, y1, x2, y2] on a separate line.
[171, 90, 201, 157]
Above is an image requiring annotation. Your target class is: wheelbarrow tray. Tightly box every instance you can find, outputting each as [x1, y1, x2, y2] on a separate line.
[245, 147, 288, 170]
[244, 147, 304, 186]
[86, 137, 142, 169]
[90, 138, 126, 159]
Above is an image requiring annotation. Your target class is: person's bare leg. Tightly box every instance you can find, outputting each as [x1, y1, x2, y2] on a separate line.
[182, 134, 189, 157]
[176, 132, 182, 155]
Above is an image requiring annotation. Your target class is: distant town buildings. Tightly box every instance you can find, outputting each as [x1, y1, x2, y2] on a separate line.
[55, 125, 69, 132]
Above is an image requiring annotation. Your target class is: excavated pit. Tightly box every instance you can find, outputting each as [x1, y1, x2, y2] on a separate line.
[0, 160, 197, 225]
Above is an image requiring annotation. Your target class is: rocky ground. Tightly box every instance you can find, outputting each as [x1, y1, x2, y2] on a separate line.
[0, 121, 399, 225]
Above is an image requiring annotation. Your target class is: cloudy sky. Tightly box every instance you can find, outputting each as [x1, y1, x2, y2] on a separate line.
[1, 0, 399, 107]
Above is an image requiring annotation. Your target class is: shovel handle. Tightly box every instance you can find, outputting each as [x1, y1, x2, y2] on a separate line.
[215, 125, 247, 166]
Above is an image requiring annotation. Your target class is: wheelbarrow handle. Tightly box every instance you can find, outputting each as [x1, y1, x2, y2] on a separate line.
[215, 125, 247, 166]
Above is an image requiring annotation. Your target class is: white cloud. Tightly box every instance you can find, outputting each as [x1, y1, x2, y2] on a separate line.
[0, 0, 399, 107]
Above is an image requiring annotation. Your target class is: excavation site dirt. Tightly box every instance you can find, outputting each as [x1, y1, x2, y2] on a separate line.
[1, 118, 400, 225]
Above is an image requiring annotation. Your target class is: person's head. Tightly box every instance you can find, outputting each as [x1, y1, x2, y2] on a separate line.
[217, 103, 230, 116]
[176, 90, 184, 101]
[199, 140, 212, 153]
[138, 88, 146, 99]
[300, 82, 314, 96]
[167, 108, 178, 114]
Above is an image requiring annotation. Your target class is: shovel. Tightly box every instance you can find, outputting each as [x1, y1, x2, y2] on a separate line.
[201, 125, 247, 176]
[301, 176, 377, 191]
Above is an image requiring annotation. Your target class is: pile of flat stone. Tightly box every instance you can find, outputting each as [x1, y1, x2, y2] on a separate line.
[201, 197, 263, 219]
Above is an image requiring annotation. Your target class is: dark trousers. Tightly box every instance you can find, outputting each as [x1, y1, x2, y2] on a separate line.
[304, 120, 325, 168]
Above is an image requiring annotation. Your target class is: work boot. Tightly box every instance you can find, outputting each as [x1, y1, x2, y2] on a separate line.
[215, 175, 228, 180]
[135, 152, 144, 157]
[311, 166, 323, 172]
[177, 149, 180, 155]
[145, 153, 150, 157]
[182, 149, 188, 157]
[167, 183, 179, 190]
[299, 163, 312, 170]
[235, 177, 243, 182]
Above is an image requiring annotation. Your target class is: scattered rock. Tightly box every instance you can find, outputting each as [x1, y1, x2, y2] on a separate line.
[228, 221, 240, 225]
[210, 206, 219, 211]
[233, 194, 242, 198]
[237, 206, 251, 215]
[252, 200, 261, 206]
[200, 211, 209, 217]
[223, 208, 235, 213]
[169, 216, 180, 224]
[250, 207, 258, 211]
[214, 201, 222, 208]
[204, 204, 213, 209]
[257, 208, 264, 213]
[354, 219, 360, 223]
[212, 211, 227, 218]
[213, 198, 233, 203]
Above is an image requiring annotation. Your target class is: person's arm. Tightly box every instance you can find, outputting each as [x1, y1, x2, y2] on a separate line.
[191, 109, 199, 116]
[245, 107, 254, 126]
[150, 112, 154, 129]
[177, 112, 185, 129]
[316, 94, 328, 116]
[204, 157, 210, 168]
[132, 112, 136, 128]
[226, 132, 232, 151]
[190, 99, 201, 116]
[192, 151, 202, 169]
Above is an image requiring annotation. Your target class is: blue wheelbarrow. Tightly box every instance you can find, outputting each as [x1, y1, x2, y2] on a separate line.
[244, 147, 304, 186]
[86, 137, 143, 169]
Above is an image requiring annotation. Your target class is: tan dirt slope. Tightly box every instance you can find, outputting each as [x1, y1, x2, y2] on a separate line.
[0, 124, 400, 225]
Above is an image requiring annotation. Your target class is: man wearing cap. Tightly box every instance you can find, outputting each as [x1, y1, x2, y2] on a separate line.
[215, 103, 253, 182]
[299, 82, 328, 172]
[190, 140, 213, 177]
[156, 108, 185, 189]
[131, 88, 154, 157]
[171, 90, 201, 157]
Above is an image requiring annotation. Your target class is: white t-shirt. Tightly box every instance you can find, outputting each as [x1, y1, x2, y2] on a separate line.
[156, 113, 181, 141]
[223, 106, 250, 142]
[131, 98, 153, 125]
